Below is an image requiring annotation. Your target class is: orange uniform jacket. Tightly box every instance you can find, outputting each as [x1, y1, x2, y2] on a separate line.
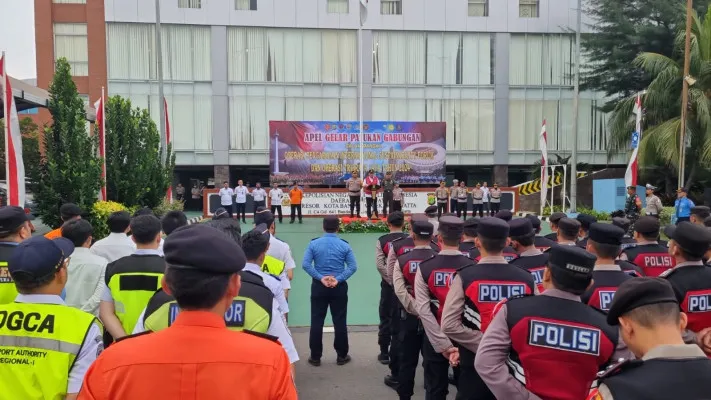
[78, 311, 297, 400]
[44, 227, 62, 239]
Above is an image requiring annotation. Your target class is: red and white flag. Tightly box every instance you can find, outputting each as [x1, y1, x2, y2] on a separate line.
[624, 95, 643, 188]
[94, 88, 106, 201]
[164, 97, 172, 203]
[539, 120, 548, 211]
[0, 54, 26, 207]
[360, 0, 368, 26]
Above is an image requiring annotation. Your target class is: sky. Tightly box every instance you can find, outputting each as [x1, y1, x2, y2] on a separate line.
[0, 1, 36, 79]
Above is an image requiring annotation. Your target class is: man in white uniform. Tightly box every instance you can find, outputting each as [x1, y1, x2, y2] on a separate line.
[218, 181, 234, 218]
[269, 183, 285, 224]
[234, 179, 249, 223]
[255, 209, 295, 296]
[90, 211, 135, 263]
[250, 183, 267, 214]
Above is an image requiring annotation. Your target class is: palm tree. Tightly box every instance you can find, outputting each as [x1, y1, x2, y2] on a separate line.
[608, 5, 711, 189]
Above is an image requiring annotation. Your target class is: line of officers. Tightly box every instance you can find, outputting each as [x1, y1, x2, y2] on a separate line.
[374, 209, 711, 400]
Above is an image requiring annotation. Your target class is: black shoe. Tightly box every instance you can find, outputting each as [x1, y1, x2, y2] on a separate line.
[448, 371, 457, 385]
[377, 353, 390, 365]
[336, 355, 351, 365]
[384, 375, 399, 390]
[290, 220, 294, 224]
[308, 357, 321, 366]
[299, 220, 303, 223]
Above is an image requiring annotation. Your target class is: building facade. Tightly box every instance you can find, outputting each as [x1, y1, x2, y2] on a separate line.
[34, 0, 625, 187]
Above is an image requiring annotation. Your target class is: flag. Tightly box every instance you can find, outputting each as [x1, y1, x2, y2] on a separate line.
[94, 88, 106, 201]
[539, 120, 548, 210]
[360, 0, 368, 26]
[624, 95, 643, 188]
[164, 97, 172, 203]
[0, 54, 26, 207]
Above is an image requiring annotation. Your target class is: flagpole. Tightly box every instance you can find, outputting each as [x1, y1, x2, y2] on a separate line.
[1, 52, 8, 205]
[101, 86, 106, 201]
[679, 0, 693, 189]
[570, 0, 581, 212]
[358, 26, 364, 179]
[155, 0, 167, 164]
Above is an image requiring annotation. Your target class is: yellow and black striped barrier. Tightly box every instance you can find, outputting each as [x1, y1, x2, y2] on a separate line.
[517, 172, 588, 196]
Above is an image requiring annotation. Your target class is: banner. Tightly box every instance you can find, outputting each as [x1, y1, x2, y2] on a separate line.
[269, 121, 446, 186]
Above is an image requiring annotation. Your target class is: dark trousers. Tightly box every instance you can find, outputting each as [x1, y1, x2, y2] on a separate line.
[388, 292, 401, 377]
[450, 199, 457, 216]
[457, 202, 467, 219]
[222, 205, 233, 218]
[397, 311, 424, 399]
[254, 200, 266, 212]
[490, 202, 500, 215]
[393, 200, 402, 212]
[677, 216, 690, 224]
[473, 203, 484, 218]
[422, 335, 449, 400]
[382, 191, 394, 216]
[271, 205, 283, 222]
[483, 201, 490, 216]
[437, 202, 447, 218]
[290, 204, 302, 222]
[378, 280, 393, 353]
[366, 196, 379, 218]
[349, 195, 361, 217]
[310, 280, 349, 359]
[235, 202, 246, 221]
[455, 365, 495, 400]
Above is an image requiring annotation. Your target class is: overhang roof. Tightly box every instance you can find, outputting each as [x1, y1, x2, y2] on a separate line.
[0, 76, 49, 118]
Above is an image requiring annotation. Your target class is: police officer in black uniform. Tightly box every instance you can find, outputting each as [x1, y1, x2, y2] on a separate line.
[469, 215, 518, 262]
[581, 223, 633, 312]
[459, 219, 478, 254]
[590, 278, 711, 400]
[576, 213, 597, 249]
[553, 217, 581, 246]
[0, 207, 32, 305]
[544, 212, 567, 241]
[510, 218, 550, 292]
[525, 214, 556, 251]
[611, 217, 636, 250]
[620, 216, 674, 277]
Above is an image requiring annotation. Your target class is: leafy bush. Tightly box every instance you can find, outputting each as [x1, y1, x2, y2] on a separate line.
[89, 201, 133, 240]
[153, 199, 185, 218]
[542, 205, 564, 216]
[339, 219, 412, 233]
[661, 206, 674, 226]
[576, 207, 611, 222]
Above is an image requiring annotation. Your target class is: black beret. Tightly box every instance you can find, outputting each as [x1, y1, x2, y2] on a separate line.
[548, 245, 596, 276]
[558, 217, 582, 238]
[213, 207, 230, 220]
[410, 214, 429, 222]
[254, 208, 275, 226]
[525, 214, 541, 230]
[611, 217, 631, 232]
[164, 224, 246, 274]
[607, 278, 679, 325]
[387, 211, 405, 226]
[576, 213, 597, 230]
[634, 216, 660, 235]
[252, 223, 271, 240]
[0, 206, 29, 234]
[691, 206, 711, 219]
[60, 203, 83, 218]
[705, 216, 711, 228]
[424, 205, 438, 215]
[412, 220, 434, 237]
[462, 218, 479, 236]
[588, 222, 624, 245]
[549, 212, 567, 224]
[478, 217, 510, 240]
[438, 216, 464, 238]
[494, 210, 513, 222]
[663, 222, 711, 258]
[508, 218, 533, 238]
[323, 215, 340, 231]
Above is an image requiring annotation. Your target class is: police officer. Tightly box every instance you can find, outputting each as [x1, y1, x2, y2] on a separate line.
[489, 184, 502, 216]
[390, 220, 438, 398]
[611, 217, 636, 249]
[589, 278, 711, 399]
[0, 207, 32, 305]
[381, 172, 396, 216]
[525, 214, 556, 251]
[0, 236, 102, 400]
[660, 222, 711, 350]
[576, 213, 597, 249]
[414, 216, 474, 399]
[456, 181, 469, 220]
[254, 208, 294, 297]
[580, 223, 633, 312]
[494, 209, 513, 222]
[425, 205, 440, 232]
[435, 181, 449, 218]
[690, 206, 711, 226]
[442, 217, 535, 400]
[644, 184, 663, 218]
[472, 183, 484, 218]
[545, 212, 567, 241]
[554, 217, 581, 246]
[376, 212, 409, 365]
[450, 179, 459, 216]
[619, 216, 675, 277]
[459, 219, 478, 254]
[625, 185, 642, 217]
[386, 216, 440, 282]
[510, 218, 550, 292]
[474, 245, 631, 400]
[346, 172, 363, 218]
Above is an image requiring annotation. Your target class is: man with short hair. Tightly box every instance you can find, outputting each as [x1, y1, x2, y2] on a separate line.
[545, 212, 567, 241]
[242, 227, 290, 315]
[255, 208, 293, 296]
[218, 181, 234, 219]
[159, 211, 188, 255]
[90, 211, 135, 263]
[644, 184, 663, 218]
[234, 179, 249, 223]
[63, 219, 107, 316]
[382, 171, 396, 217]
[674, 187, 694, 224]
[0, 206, 32, 304]
[250, 182, 267, 213]
[481, 182, 491, 216]
[289, 182, 304, 224]
[457, 181, 469, 220]
[346, 172, 363, 218]
[620, 216, 675, 276]
[45, 203, 83, 239]
[472, 183, 484, 218]
[269, 183, 284, 224]
[1, 236, 103, 400]
[435, 180, 449, 218]
[450, 179, 459, 215]
[489, 183, 502, 216]
[576, 213, 597, 249]
[690, 206, 711, 226]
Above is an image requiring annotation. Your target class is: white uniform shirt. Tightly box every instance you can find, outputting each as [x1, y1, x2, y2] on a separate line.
[15, 294, 103, 394]
[269, 188, 284, 206]
[219, 187, 234, 206]
[252, 188, 267, 202]
[65, 247, 107, 316]
[482, 186, 490, 202]
[90, 232, 136, 263]
[243, 263, 289, 314]
[268, 235, 295, 291]
[234, 186, 248, 203]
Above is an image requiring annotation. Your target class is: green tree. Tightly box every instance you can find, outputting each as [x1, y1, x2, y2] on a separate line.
[608, 6, 711, 190]
[35, 58, 102, 228]
[582, 0, 710, 111]
[104, 95, 175, 209]
[0, 117, 42, 193]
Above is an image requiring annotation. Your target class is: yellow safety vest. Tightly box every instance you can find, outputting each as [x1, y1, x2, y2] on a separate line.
[261, 254, 285, 277]
[0, 261, 18, 305]
[0, 302, 98, 400]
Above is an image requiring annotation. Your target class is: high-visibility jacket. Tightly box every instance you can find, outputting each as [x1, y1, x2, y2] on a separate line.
[261, 254, 285, 277]
[0, 243, 19, 305]
[0, 302, 97, 400]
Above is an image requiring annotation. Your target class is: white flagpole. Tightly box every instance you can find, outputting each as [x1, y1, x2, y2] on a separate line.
[101, 86, 106, 201]
[1, 52, 8, 205]
[358, 27, 364, 179]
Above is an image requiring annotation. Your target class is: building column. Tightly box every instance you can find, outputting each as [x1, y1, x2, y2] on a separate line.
[494, 165, 509, 187]
[493, 33, 510, 185]
[211, 26, 230, 167]
[214, 165, 230, 186]
[360, 30, 374, 121]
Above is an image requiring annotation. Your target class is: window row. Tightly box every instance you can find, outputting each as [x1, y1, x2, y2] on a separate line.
[54, 23, 88, 76]
[509, 34, 576, 86]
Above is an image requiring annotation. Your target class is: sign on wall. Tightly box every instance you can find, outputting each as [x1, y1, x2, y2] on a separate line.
[269, 121, 447, 186]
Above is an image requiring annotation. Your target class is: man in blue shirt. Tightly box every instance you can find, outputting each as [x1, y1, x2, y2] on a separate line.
[302, 215, 358, 367]
[675, 187, 695, 224]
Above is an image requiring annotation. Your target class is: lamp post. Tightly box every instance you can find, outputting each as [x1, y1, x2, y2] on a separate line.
[679, 0, 693, 189]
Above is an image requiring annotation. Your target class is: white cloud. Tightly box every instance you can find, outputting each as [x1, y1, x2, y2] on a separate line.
[0, 2, 36, 79]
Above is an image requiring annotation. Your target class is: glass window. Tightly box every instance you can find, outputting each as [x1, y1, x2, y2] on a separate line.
[519, 0, 539, 18]
[53, 23, 88, 76]
[235, 0, 257, 11]
[509, 34, 573, 86]
[178, 0, 201, 9]
[373, 31, 426, 84]
[381, 0, 402, 15]
[327, 0, 349, 13]
[424, 32, 492, 85]
[468, 0, 488, 17]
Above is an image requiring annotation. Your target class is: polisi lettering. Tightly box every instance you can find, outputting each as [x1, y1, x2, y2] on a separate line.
[598, 290, 616, 311]
[504, 254, 517, 262]
[478, 283, 527, 302]
[529, 320, 600, 356]
[408, 261, 420, 274]
[398, 246, 414, 256]
[224, 300, 246, 327]
[530, 268, 544, 285]
[433, 271, 455, 287]
[642, 256, 673, 267]
[688, 294, 711, 313]
[0, 310, 55, 334]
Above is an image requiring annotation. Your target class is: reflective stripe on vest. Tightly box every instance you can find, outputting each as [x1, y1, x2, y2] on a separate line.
[0, 302, 97, 400]
[262, 255, 285, 277]
[107, 272, 164, 334]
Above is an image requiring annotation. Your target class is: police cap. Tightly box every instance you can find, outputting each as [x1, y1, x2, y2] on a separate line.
[494, 210, 513, 222]
[705, 216, 711, 228]
[462, 218, 479, 237]
[525, 214, 542, 230]
[508, 218, 533, 238]
[476, 217, 510, 240]
[387, 211, 405, 226]
[549, 212, 567, 224]
[634, 216, 660, 235]
[547, 245, 596, 279]
[254, 208, 275, 226]
[558, 217, 582, 238]
[323, 215, 340, 232]
[424, 205, 438, 216]
[606, 278, 679, 325]
[410, 214, 429, 222]
[611, 217, 631, 232]
[663, 222, 711, 258]
[164, 224, 246, 274]
[691, 206, 711, 219]
[0, 206, 29, 234]
[588, 222, 624, 246]
[252, 223, 271, 240]
[576, 213, 597, 230]
[9, 236, 74, 282]
[438, 216, 464, 239]
[213, 207, 230, 220]
[412, 220, 434, 237]
[60, 203, 83, 219]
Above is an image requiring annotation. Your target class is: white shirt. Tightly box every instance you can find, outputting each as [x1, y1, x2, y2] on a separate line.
[100, 249, 164, 302]
[219, 187, 234, 206]
[268, 235, 295, 291]
[65, 247, 107, 317]
[269, 188, 284, 206]
[90, 232, 136, 263]
[234, 186, 248, 203]
[482, 186, 490, 201]
[156, 238, 165, 256]
[15, 294, 103, 394]
[243, 262, 289, 315]
[251, 188, 267, 202]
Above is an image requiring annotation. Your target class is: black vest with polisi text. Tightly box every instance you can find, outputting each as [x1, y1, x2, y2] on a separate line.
[378, 232, 409, 259]
[391, 236, 439, 257]
[534, 236, 556, 252]
[580, 270, 633, 312]
[397, 248, 437, 299]
[419, 253, 474, 323]
[505, 295, 617, 400]
[616, 260, 645, 277]
[511, 253, 549, 292]
[470, 246, 518, 263]
[661, 265, 711, 333]
[622, 243, 675, 277]
[458, 241, 476, 256]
